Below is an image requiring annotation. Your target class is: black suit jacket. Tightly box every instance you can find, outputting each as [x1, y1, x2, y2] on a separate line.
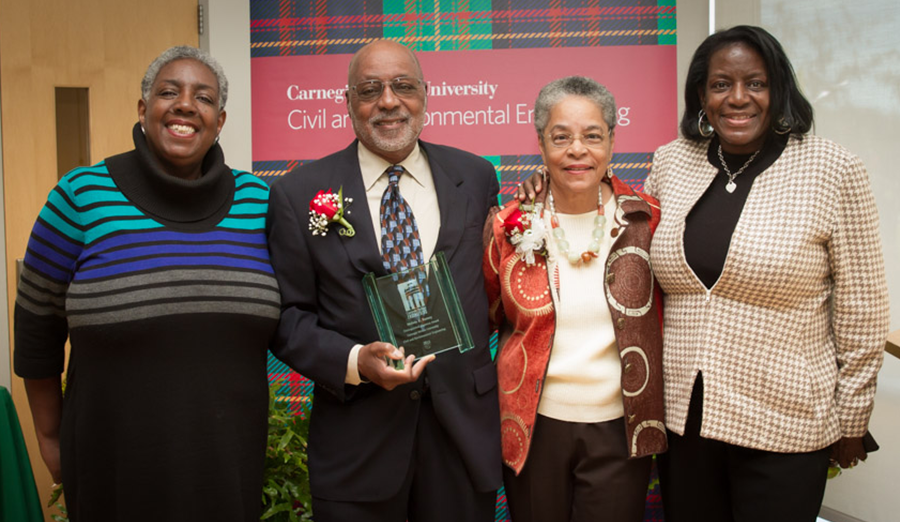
[267, 140, 502, 502]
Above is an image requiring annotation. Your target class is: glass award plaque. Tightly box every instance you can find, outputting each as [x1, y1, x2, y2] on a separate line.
[363, 252, 474, 365]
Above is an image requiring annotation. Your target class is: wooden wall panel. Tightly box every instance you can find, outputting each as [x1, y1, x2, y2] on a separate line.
[0, 1, 198, 518]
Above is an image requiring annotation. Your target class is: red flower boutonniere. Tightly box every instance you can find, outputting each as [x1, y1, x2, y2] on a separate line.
[503, 207, 527, 235]
[504, 202, 547, 266]
[308, 187, 355, 237]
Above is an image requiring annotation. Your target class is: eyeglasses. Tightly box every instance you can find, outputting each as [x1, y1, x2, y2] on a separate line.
[544, 132, 609, 149]
[350, 77, 424, 102]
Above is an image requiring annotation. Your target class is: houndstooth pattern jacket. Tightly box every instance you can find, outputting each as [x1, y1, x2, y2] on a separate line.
[644, 135, 889, 453]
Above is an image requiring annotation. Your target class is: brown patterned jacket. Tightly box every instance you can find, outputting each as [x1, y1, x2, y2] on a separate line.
[645, 135, 889, 453]
[483, 175, 667, 474]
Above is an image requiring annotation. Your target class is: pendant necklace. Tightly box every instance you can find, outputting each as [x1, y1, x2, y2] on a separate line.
[547, 186, 608, 266]
[718, 144, 761, 193]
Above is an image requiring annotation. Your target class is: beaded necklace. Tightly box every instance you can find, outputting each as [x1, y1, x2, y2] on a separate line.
[547, 185, 608, 265]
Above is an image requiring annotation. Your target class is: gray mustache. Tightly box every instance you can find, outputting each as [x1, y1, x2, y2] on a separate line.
[370, 110, 410, 125]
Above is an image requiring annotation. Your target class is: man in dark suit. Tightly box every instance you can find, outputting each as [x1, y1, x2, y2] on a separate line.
[266, 40, 502, 522]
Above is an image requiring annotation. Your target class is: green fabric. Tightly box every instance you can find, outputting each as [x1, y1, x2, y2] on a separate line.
[0, 386, 44, 522]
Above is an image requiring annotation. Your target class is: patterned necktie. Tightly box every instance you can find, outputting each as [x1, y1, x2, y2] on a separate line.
[380, 165, 426, 280]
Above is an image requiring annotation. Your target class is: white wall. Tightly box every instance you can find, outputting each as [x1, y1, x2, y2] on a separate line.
[717, 1, 900, 521]
[676, 0, 711, 129]
[200, 0, 253, 173]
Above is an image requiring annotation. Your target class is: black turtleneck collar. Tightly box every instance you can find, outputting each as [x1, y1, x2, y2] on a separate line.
[105, 123, 235, 229]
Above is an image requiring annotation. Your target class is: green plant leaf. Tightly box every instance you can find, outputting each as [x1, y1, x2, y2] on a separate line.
[277, 431, 293, 451]
[261, 501, 296, 519]
[263, 379, 312, 521]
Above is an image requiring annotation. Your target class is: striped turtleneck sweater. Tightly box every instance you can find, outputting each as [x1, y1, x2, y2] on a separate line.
[13, 123, 280, 522]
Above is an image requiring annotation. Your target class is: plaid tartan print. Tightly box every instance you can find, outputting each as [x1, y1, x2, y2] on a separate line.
[254, 153, 653, 204]
[255, 2, 674, 520]
[250, 0, 676, 57]
[268, 356, 314, 417]
[493, 152, 653, 204]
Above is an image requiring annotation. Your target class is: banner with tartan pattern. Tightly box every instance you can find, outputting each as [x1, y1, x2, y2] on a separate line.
[254, 2, 675, 520]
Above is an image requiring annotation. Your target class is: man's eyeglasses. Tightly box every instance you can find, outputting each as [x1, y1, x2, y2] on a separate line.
[351, 77, 424, 102]
[544, 132, 609, 149]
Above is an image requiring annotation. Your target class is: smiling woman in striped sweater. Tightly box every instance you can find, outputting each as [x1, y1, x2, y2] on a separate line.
[14, 46, 280, 522]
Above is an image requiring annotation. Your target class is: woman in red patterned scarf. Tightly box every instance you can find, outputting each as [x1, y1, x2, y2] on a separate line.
[484, 76, 666, 522]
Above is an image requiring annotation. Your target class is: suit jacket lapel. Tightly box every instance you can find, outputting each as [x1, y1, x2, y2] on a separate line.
[334, 141, 386, 277]
[424, 141, 468, 261]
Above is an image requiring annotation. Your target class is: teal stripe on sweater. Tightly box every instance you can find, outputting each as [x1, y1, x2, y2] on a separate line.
[229, 202, 268, 215]
[46, 190, 80, 223]
[218, 216, 266, 230]
[80, 206, 150, 225]
[64, 163, 109, 178]
[235, 185, 269, 200]
[46, 167, 270, 242]
[72, 191, 131, 205]
[38, 207, 83, 244]
[51, 187, 152, 226]
[234, 171, 267, 185]
[83, 219, 167, 243]
[65, 172, 116, 191]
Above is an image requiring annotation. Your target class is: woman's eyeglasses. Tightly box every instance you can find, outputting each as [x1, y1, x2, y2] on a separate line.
[545, 132, 608, 149]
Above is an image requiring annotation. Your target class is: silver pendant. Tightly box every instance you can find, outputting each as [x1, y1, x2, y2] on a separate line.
[725, 181, 737, 193]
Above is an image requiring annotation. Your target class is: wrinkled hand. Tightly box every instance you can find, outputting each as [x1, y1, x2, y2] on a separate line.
[357, 342, 435, 391]
[37, 435, 62, 484]
[829, 436, 867, 469]
[515, 170, 548, 204]
[483, 206, 501, 250]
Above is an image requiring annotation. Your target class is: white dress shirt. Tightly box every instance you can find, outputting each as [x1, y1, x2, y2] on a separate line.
[346, 141, 441, 384]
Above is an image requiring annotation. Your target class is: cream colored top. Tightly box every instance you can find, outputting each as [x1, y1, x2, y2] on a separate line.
[538, 196, 624, 423]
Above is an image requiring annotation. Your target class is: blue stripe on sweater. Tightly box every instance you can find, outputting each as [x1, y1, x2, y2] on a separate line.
[79, 244, 271, 270]
[74, 256, 275, 279]
[23, 254, 72, 283]
[32, 221, 82, 256]
[90, 230, 267, 251]
[25, 239, 78, 270]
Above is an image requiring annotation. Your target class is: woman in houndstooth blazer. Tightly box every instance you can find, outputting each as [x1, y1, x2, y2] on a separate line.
[644, 26, 890, 522]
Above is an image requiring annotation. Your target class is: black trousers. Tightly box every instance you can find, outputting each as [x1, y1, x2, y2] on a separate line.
[658, 374, 830, 522]
[503, 415, 652, 522]
[312, 393, 496, 522]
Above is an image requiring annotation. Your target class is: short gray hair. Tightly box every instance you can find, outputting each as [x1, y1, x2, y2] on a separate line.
[533, 76, 617, 138]
[141, 46, 229, 110]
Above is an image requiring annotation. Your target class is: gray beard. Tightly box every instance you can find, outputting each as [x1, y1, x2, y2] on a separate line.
[350, 105, 426, 154]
